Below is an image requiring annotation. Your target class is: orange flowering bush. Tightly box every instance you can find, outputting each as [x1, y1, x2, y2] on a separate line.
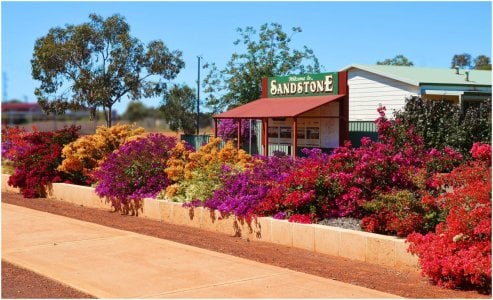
[162, 138, 252, 202]
[58, 124, 145, 185]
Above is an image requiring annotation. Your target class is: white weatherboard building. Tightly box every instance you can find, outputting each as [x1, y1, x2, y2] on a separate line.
[341, 64, 492, 122]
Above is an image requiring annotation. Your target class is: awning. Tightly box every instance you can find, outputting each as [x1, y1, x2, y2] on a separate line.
[423, 90, 464, 96]
[213, 95, 345, 119]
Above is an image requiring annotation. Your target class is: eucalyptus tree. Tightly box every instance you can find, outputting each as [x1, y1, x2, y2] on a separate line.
[31, 14, 184, 127]
[451, 53, 472, 69]
[473, 55, 491, 70]
[203, 23, 320, 112]
[160, 84, 197, 134]
[376, 55, 414, 66]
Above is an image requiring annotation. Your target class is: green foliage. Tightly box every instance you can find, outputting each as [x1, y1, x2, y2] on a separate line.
[2, 160, 15, 175]
[393, 96, 491, 156]
[451, 53, 472, 68]
[160, 84, 197, 134]
[31, 13, 184, 127]
[376, 54, 414, 66]
[123, 102, 150, 122]
[451, 53, 491, 70]
[473, 55, 492, 70]
[203, 23, 320, 112]
[361, 190, 441, 236]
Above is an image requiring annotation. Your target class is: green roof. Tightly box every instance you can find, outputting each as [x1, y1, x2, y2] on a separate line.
[341, 64, 492, 87]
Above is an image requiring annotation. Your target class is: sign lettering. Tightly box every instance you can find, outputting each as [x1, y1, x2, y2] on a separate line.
[268, 73, 338, 97]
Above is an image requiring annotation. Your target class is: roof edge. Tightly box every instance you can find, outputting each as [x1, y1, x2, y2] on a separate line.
[339, 64, 420, 86]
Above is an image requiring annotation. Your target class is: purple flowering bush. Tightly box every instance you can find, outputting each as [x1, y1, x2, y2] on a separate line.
[94, 133, 177, 213]
[202, 153, 299, 220]
[217, 119, 255, 142]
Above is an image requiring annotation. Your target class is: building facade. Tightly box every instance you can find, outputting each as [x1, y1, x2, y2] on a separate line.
[341, 64, 492, 145]
[212, 65, 491, 155]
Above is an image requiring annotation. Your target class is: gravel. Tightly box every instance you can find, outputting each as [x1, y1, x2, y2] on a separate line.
[317, 217, 362, 231]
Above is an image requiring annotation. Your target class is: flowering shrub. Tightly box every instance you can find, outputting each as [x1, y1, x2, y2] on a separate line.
[360, 190, 439, 237]
[217, 119, 255, 142]
[255, 148, 331, 221]
[471, 142, 491, 165]
[188, 106, 467, 227]
[407, 155, 491, 292]
[94, 134, 176, 213]
[2, 126, 30, 175]
[202, 153, 299, 219]
[163, 138, 252, 203]
[425, 147, 463, 173]
[5, 126, 80, 198]
[1, 126, 31, 161]
[431, 144, 492, 191]
[255, 114, 429, 223]
[58, 124, 145, 185]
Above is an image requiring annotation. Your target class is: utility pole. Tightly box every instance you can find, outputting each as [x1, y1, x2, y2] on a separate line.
[196, 56, 201, 135]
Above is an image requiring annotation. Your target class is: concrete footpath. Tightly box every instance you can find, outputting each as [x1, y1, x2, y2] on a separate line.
[2, 203, 400, 298]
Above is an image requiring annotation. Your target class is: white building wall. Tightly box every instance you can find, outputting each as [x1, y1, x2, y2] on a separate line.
[347, 69, 420, 121]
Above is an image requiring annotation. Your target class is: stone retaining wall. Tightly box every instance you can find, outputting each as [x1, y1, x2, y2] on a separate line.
[2, 175, 418, 270]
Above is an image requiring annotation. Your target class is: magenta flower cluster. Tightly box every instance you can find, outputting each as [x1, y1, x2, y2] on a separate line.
[94, 134, 177, 204]
[217, 119, 255, 142]
[202, 153, 300, 219]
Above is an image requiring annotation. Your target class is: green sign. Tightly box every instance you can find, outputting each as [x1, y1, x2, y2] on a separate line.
[268, 72, 339, 98]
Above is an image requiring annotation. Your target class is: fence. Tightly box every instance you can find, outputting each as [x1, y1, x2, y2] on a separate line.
[348, 121, 378, 147]
[182, 121, 379, 154]
[180, 134, 215, 150]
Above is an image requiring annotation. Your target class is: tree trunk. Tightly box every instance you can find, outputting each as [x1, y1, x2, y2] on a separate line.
[104, 105, 113, 127]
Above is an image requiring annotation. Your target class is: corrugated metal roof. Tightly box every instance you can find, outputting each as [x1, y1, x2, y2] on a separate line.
[340, 64, 492, 86]
[213, 95, 344, 119]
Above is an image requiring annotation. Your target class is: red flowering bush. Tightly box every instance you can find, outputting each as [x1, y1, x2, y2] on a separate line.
[407, 152, 492, 293]
[250, 107, 464, 225]
[471, 142, 491, 165]
[255, 148, 330, 221]
[3, 126, 80, 198]
[350, 107, 463, 235]
[1, 126, 31, 161]
[360, 190, 438, 237]
[288, 214, 313, 224]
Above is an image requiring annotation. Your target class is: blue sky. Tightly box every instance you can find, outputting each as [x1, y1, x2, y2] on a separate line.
[2, 1, 492, 114]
